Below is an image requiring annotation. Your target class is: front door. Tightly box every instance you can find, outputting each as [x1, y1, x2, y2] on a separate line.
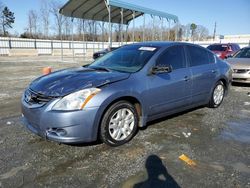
[145, 45, 192, 117]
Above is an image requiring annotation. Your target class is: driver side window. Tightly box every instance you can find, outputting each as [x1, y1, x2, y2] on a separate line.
[157, 46, 186, 70]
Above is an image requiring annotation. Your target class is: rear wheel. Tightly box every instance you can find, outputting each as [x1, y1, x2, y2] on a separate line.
[208, 81, 225, 108]
[100, 101, 138, 146]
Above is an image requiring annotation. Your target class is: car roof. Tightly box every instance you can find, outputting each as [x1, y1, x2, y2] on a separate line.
[125, 41, 200, 48]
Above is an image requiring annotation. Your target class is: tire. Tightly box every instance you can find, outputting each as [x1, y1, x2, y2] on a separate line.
[208, 81, 225, 108]
[100, 101, 138, 146]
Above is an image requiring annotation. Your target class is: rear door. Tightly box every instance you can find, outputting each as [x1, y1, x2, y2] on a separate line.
[185, 45, 218, 104]
[146, 45, 192, 116]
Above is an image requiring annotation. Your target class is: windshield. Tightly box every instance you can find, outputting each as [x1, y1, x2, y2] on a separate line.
[207, 45, 228, 51]
[233, 48, 250, 58]
[89, 46, 158, 73]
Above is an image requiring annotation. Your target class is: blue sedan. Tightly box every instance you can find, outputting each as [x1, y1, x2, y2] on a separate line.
[21, 42, 232, 146]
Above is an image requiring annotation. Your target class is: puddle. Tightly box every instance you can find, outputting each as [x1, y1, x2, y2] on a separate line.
[221, 119, 250, 143]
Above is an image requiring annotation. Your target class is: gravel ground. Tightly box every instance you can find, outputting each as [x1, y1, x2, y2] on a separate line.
[0, 59, 250, 188]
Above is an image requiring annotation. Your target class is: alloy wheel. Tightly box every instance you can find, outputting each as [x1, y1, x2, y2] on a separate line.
[108, 108, 135, 141]
[213, 84, 224, 105]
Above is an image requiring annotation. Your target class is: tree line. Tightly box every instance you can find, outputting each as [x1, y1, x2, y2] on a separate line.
[0, 0, 212, 42]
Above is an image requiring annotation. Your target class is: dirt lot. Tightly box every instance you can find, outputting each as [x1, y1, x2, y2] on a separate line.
[0, 57, 250, 188]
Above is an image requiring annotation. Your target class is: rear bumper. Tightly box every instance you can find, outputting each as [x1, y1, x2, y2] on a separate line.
[21, 96, 100, 144]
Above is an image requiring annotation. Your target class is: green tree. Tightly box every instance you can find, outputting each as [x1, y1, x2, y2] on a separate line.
[0, 6, 15, 36]
[190, 23, 197, 41]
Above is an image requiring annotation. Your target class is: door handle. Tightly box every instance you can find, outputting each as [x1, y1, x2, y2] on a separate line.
[184, 76, 190, 81]
[212, 70, 217, 73]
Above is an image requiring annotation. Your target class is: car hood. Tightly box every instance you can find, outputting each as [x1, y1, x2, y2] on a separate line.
[29, 67, 130, 97]
[226, 58, 250, 69]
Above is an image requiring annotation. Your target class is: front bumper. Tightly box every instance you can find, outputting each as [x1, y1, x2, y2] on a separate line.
[232, 73, 250, 84]
[21, 96, 100, 144]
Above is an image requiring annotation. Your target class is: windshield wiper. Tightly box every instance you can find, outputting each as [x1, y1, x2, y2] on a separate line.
[89, 66, 112, 72]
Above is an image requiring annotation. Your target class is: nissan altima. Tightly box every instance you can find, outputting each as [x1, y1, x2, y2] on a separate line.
[21, 42, 232, 146]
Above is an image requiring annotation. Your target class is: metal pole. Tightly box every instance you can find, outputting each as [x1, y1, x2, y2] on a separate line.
[82, 19, 85, 58]
[8, 38, 12, 49]
[93, 21, 95, 54]
[82, 20, 85, 42]
[92, 21, 95, 42]
[111, 23, 113, 46]
[152, 15, 155, 41]
[71, 18, 75, 61]
[132, 11, 135, 43]
[108, 5, 112, 47]
[143, 14, 145, 42]
[120, 8, 123, 46]
[102, 22, 104, 49]
[51, 40, 53, 51]
[60, 29, 63, 61]
[125, 25, 128, 44]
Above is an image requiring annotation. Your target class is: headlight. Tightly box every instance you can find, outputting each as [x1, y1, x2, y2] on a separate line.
[52, 88, 101, 111]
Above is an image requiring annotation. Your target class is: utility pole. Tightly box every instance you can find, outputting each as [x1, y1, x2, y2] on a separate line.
[213, 22, 217, 41]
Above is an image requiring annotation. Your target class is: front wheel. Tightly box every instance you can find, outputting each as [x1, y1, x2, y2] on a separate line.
[208, 81, 225, 108]
[100, 101, 138, 146]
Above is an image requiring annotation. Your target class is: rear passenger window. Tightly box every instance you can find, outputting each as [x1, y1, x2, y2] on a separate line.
[157, 46, 186, 70]
[187, 46, 209, 66]
[207, 52, 215, 64]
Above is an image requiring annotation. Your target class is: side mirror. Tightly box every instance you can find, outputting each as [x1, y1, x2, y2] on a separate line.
[150, 65, 172, 75]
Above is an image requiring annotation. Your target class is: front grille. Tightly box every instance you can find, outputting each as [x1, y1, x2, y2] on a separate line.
[24, 89, 54, 105]
[233, 69, 249, 74]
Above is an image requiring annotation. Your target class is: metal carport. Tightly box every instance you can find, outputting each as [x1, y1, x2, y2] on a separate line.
[60, 0, 179, 46]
